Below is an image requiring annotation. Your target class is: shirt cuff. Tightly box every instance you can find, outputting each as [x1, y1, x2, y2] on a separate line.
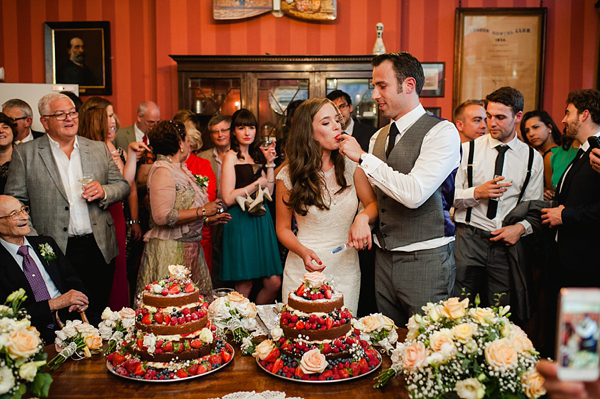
[359, 153, 384, 175]
[517, 220, 533, 236]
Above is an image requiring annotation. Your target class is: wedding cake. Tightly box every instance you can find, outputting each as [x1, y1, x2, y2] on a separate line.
[255, 272, 380, 381]
[108, 265, 232, 380]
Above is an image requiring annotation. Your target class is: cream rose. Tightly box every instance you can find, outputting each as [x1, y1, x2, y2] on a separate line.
[241, 317, 257, 331]
[453, 323, 477, 342]
[151, 284, 163, 294]
[0, 366, 15, 395]
[119, 308, 136, 320]
[85, 335, 103, 351]
[252, 339, 275, 360]
[227, 291, 247, 304]
[406, 316, 420, 340]
[402, 341, 428, 372]
[300, 349, 328, 374]
[381, 315, 396, 331]
[303, 272, 326, 288]
[361, 315, 383, 333]
[239, 302, 258, 318]
[469, 307, 496, 325]
[98, 323, 113, 340]
[208, 298, 230, 320]
[511, 333, 533, 353]
[101, 307, 114, 321]
[442, 297, 469, 319]
[7, 327, 40, 358]
[521, 369, 546, 399]
[455, 378, 485, 399]
[168, 264, 189, 280]
[121, 318, 135, 330]
[15, 319, 30, 329]
[18, 361, 38, 382]
[430, 329, 454, 352]
[427, 304, 443, 322]
[271, 327, 283, 341]
[199, 328, 213, 344]
[485, 338, 517, 369]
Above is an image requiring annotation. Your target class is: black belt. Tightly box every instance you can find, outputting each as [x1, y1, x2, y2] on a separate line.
[456, 223, 492, 239]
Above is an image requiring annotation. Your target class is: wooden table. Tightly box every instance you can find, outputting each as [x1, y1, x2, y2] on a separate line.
[44, 339, 408, 398]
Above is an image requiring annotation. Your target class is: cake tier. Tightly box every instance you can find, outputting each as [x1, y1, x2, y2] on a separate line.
[136, 315, 208, 335]
[281, 321, 351, 341]
[132, 343, 212, 362]
[143, 288, 199, 308]
[288, 292, 343, 313]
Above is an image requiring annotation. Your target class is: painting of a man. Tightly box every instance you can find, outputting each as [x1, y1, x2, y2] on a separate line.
[56, 37, 101, 86]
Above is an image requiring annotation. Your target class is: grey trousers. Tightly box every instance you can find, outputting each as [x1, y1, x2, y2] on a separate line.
[374, 243, 455, 328]
[453, 223, 511, 308]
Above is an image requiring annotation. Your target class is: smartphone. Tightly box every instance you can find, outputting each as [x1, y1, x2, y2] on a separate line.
[557, 287, 600, 381]
[588, 136, 600, 150]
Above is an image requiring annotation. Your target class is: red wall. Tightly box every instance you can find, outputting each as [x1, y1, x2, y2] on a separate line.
[0, 0, 597, 126]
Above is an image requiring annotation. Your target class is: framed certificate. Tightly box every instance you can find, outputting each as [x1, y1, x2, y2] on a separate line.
[421, 62, 445, 97]
[453, 8, 546, 113]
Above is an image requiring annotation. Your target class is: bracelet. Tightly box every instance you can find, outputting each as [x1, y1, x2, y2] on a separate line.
[265, 163, 276, 168]
[127, 220, 140, 225]
[195, 208, 202, 219]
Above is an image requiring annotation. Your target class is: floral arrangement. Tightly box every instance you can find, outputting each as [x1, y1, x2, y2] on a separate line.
[208, 291, 263, 352]
[194, 175, 210, 189]
[97, 307, 136, 354]
[374, 297, 546, 399]
[38, 244, 56, 262]
[47, 320, 102, 370]
[0, 289, 52, 399]
[351, 313, 398, 353]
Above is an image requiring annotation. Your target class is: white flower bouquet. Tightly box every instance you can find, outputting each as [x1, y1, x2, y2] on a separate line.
[97, 307, 136, 354]
[47, 320, 102, 370]
[0, 289, 52, 399]
[208, 291, 261, 350]
[374, 296, 546, 399]
[352, 313, 398, 353]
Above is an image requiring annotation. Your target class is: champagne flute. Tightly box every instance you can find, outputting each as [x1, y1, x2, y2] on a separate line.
[78, 174, 93, 188]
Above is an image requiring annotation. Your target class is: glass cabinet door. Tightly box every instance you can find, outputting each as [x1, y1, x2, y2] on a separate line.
[189, 78, 241, 117]
[257, 78, 309, 141]
[326, 78, 377, 128]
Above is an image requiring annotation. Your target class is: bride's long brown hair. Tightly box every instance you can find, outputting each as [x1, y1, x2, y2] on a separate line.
[284, 98, 348, 216]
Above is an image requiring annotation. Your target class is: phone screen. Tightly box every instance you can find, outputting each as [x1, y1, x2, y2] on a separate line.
[559, 301, 600, 370]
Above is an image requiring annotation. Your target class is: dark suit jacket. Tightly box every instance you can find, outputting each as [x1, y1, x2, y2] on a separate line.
[351, 118, 377, 152]
[31, 130, 44, 139]
[554, 148, 600, 276]
[0, 236, 88, 343]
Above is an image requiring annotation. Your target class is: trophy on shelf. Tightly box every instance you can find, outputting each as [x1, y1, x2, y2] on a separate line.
[373, 22, 386, 56]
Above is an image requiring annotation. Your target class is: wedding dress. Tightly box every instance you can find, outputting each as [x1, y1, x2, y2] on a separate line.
[277, 158, 361, 314]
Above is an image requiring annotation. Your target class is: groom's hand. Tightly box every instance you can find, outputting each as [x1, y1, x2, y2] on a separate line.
[339, 135, 364, 163]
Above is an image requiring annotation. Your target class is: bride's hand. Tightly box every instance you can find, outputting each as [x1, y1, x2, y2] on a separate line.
[300, 248, 325, 272]
[348, 213, 372, 250]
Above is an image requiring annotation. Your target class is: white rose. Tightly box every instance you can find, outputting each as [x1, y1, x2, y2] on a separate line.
[143, 334, 156, 353]
[455, 378, 485, 399]
[15, 319, 30, 328]
[75, 322, 96, 334]
[98, 323, 113, 340]
[390, 343, 405, 364]
[168, 264, 189, 280]
[381, 315, 396, 330]
[0, 317, 18, 332]
[304, 272, 326, 289]
[55, 330, 68, 342]
[239, 302, 258, 318]
[108, 312, 121, 322]
[426, 351, 444, 365]
[271, 327, 283, 341]
[241, 317, 257, 331]
[118, 308, 136, 320]
[151, 284, 163, 294]
[208, 298, 231, 320]
[121, 318, 136, 330]
[19, 362, 38, 382]
[199, 328, 213, 344]
[0, 334, 7, 349]
[439, 342, 457, 360]
[406, 315, 420, 335]
[428, 305, 443, 322]
[0, 366, 15, 395]
[103, 319, 116, 329]
[387, 328, 399, 345]
[62, 325, 77, 339]
[101, 307, 114, 321]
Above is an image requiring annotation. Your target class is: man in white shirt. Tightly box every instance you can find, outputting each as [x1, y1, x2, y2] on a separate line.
[113, 101, 160, 151]
[453, 87, 544, 308]
[5, 93, 130, 315]
[2, 99, 44, 144]
[340, 52, 460, 326]
[453, 99, 487, 143]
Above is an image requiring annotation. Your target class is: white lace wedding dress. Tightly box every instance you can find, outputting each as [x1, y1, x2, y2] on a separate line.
[277, 158, 361, 314]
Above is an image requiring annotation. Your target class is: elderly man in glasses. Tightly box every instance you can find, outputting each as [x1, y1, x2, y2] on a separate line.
[1, 99, 44, 144]
[4, 92, 130, 316]
[0, 195, 90, 343]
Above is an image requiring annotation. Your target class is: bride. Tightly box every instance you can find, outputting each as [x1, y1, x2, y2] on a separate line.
[275, 98, 378, 314]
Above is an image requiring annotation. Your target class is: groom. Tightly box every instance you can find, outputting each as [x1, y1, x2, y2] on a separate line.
[0, 195, 90, 343]
[340, 52, 460, 327]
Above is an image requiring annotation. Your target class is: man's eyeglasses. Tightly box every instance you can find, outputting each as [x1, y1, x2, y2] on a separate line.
[0, 206, 30, 220]
[210, 128, 230, 134]
[43, 111, 79, 121]
[10, 116, 28, 123]
[337, 103, 349, 110]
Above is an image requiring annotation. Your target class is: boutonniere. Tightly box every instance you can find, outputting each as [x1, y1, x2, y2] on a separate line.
[194, 174, 210, 189]
[39, 243, 57, 261]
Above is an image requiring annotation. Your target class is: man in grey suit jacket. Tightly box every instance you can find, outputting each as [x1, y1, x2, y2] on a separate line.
[5, 93, 130, 315]
[113, 101, 160, 151]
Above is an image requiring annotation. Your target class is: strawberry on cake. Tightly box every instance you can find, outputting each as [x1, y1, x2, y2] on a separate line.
[107, 265, 233, 380]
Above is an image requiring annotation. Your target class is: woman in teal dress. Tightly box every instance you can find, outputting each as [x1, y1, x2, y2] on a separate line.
[220, 109, 282, 304]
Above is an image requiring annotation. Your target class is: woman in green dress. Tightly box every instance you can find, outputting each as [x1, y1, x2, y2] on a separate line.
[220, 109, 282, 304]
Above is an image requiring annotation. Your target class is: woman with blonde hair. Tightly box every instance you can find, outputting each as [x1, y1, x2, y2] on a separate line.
[275, 98, 378, 314]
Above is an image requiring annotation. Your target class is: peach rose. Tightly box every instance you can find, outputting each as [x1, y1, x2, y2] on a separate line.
[402, 341, 428, 372]
[168, 264, 189, 280]
[227, 291, 248, 304]
[85, 335, 103, 351]
[300, 349, 328, 374]
[361, 315, 383, 333]
[442, 297, 469, 319]
[469, 307, 496, 325]
[304, 272, 326, 288]
[239, 302, 258, 318]
[119, 307, 136, 319]
[521, 369, 546, 399]
[484, 338, 517, 369]
[511, 333, 533, 353]
[430, 329, 454, 352]
[7, 327, 40, 358]
[453, 323, 477, 342]
[252, 339, 275, 360]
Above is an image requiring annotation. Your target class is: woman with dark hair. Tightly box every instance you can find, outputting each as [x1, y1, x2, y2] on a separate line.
[221, 109, 282, 304]
[135, 121, 229, 299]
[0, 113, 17, 194]
[78, 97, 149, 309]
[275, 98, 377, 314]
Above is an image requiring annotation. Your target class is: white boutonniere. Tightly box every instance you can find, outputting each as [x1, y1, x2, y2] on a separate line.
[194, 174, 210, 189]
[39, 243, 57, 261]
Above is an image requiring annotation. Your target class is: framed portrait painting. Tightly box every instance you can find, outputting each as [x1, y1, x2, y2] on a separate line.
[421, 62, 445, 97]
[44, 21, 112, 95]
[454, 8, 546, 113]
